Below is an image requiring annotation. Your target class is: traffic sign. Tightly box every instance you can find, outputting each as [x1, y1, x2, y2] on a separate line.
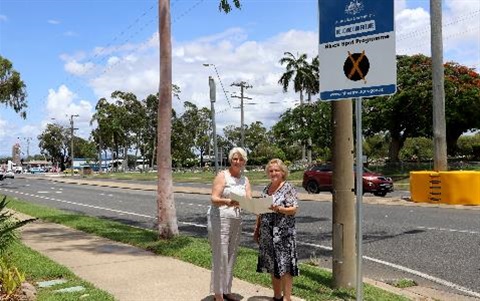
[319, 0, 396, 100]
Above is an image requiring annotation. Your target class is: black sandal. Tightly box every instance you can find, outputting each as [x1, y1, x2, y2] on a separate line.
[273, 297, 283, 301]
[223, 294, 239, 301]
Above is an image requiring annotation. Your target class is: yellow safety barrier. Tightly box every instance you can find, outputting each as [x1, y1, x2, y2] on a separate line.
[410, 171, 480, 205]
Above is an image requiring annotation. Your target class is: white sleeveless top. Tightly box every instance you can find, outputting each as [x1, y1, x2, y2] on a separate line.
[208, 170, 247, 219]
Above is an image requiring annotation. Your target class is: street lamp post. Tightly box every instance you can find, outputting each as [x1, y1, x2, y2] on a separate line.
[208, 76, 219, 173]
[202, 63, 231, 107]
[70, 114, 79, 177]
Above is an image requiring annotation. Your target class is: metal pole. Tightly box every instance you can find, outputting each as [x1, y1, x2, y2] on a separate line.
[70, 115, 74, 177]
[430, 0, 447, 170]
[355, 97, 363, 300]
[209, 76, 219, 173]
[240, 85, 245, 148]
[70, 114, 78, 177]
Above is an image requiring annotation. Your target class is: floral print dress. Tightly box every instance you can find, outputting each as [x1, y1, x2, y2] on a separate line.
[256, 181, 299, 278]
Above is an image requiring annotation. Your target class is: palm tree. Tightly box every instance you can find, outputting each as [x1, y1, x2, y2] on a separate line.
[157, 0, 241, 239]
[278, 52, 317, 105]
[306, 55, 319, 101]
[278, 52, 317, 161]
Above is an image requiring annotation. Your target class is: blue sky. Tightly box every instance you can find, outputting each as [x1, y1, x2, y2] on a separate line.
[0, 0, 479, 157]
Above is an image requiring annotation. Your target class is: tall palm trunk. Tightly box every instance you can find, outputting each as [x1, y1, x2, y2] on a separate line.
[157, 0, 178, 239]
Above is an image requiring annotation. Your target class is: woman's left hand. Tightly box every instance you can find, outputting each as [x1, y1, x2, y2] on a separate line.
[270, 205, 281, 214]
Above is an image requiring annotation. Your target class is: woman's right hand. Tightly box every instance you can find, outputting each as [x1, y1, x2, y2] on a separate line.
[225, 199, 239, 207]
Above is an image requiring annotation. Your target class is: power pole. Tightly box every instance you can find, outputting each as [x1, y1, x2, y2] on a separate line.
[70, 114, 79, 177]
[231, 81, 252, 148]
[430, 0, 447, 170]
[332, 100, 356, 288]
[208, 76, 219, 173]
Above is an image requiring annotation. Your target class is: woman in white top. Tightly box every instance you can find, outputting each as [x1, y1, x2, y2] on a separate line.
[208, 147, 252, 301]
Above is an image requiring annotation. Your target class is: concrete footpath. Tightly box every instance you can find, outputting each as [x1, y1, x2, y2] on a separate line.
[16, 176, 480, 300]
[19, 216, 292, 301]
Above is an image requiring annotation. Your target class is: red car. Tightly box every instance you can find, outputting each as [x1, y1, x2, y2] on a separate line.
[302, 164, 394, 197]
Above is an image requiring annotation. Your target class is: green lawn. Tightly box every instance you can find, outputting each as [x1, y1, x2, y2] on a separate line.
[90, 169, 306, 187]
[9, 197, 408, 301]
[7, 243, 114, 301]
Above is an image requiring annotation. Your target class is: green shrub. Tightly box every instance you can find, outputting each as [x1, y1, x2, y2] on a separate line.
[0, 256, 26, 299]
[0, 195, 36, 254]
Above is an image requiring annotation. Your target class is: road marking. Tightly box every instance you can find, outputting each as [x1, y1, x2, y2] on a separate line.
[37, 191, 50, 194]
[364, 255, 480, 298]
[417, 226, 478, 235]
[1, 189, 153, 219]
[297, 241, 480, 299]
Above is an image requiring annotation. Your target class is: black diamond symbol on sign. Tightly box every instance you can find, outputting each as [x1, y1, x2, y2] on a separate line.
[343, 50, 369, 83]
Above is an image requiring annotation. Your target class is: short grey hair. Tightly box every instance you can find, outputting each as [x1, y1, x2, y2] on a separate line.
[228, 147, 248, 163]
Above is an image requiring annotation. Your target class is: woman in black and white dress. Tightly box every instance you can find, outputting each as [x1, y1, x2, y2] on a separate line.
[254, 158, 299, 301]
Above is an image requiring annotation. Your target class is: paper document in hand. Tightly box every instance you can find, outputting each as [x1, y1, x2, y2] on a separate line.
[230, 192, 273, 215]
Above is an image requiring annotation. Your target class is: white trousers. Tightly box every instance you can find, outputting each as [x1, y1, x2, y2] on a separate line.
[207, 215, 242, 294]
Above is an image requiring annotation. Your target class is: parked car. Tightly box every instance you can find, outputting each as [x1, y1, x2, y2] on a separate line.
[4, 170, 15, 179]
[302, 164, 394, 197]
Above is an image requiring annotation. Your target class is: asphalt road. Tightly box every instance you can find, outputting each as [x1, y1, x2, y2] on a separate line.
[1, 177, 479, 299]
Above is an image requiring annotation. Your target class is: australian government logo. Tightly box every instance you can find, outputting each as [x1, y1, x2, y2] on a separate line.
[345, 0, 364, 15]
[335, 0, 375, 38]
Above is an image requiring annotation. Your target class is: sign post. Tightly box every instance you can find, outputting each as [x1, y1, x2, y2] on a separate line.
[318, 1, 396, 300]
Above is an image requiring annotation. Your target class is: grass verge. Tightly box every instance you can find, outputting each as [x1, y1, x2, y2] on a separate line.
[89, 170, 305, 187]
[8, 243, 114, 300]
[9, 197, 408, 301]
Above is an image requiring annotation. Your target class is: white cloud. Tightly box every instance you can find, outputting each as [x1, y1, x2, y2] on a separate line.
[64, 60, 95, 76]
[75, 28, 315, 133]
[395, 0, 480, 68]
[0, 119, 8, 139]
[44, 85, 94, 138]
[48, 19, 60, 25]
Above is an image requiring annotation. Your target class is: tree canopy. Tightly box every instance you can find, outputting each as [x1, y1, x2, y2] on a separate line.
[0, 56, 28, 118]
[363, 54, 480, 161]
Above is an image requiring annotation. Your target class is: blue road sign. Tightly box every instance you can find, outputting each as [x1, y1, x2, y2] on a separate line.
[319, 0, 396, 100]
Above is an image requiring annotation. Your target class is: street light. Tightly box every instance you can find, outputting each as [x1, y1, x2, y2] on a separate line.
[203, 64, 220, 172]
[202, 63, 231, 107]
[70, 114, 79, 177]
[208, 76, 219, 173]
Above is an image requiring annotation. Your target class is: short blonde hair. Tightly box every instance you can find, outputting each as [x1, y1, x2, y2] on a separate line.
[228, 147, 248, 163]
[265, 158, 289, 180]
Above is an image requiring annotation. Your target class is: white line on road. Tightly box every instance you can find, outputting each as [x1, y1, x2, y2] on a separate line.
[1, 189, 153, 219]
[297, 241, 480, 299]
[365, 255, 480, 298]
[417, 226, 479, 235]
